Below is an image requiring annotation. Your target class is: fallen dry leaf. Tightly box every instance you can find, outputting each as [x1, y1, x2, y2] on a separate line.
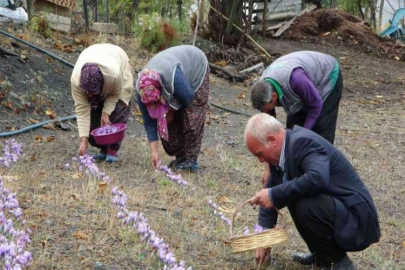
[29, 155, 36, 161]
[34, 135, 43, 142]
[322, 31, 331, 36]
[401, 241, 405, 248]
[218, 195, 232, 204]
[238, 92, 246, 99]
[98, 181, 108, 193]
[0, 175, 20, 181]
[72, 173, 82, 180]
[73, 231, 88, 240]
[215, 60, 229, 67]
[42, 123, 56, 130]
[5, 101, 13, 109]
[29, 118, 40, 124]
[45, 136, 55, 142]
[217, 205, 235, 214]
[70, 194, 80, 201]
[46, 57, 53, 63]
[45, 108, 54, 116]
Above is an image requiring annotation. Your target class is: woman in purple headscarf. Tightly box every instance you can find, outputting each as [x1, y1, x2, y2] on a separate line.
[136, 45, 209, 172]
[71, 44, 134, 162]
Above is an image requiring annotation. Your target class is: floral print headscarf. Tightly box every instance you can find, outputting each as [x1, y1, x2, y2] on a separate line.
[80, 63, 104, 109]
[138, 69, 170, 141]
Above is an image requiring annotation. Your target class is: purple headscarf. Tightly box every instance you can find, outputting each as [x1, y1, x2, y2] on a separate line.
[138, 69, 170, 141]
[80, 63, 104, 109]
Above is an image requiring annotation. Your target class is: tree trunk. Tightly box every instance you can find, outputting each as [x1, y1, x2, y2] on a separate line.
[370, 3, 377, 28]
[177, 0, 182, 21]
[248, 0, 253, 32]
[225, 0, 243, 36]
[262, 0, 268, 37]
[357, 0, 365, 20]
[378, 0, 385, 30]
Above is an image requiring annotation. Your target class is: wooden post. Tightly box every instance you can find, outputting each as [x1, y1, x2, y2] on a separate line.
[262, 0, 268, 37]
[83, 0, 89, 29]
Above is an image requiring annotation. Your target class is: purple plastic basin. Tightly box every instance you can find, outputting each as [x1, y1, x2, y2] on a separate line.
[90, 123, 127, 145]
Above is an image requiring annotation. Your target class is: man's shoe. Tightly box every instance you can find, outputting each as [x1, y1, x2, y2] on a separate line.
[292, 252, 315, 266]
[320, 255, 356, 270]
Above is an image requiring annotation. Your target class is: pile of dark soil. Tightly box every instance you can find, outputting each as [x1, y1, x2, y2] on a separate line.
[282, 9, 405, 61]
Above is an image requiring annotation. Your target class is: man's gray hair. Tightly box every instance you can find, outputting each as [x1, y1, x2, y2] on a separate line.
[244, 113, 283, 145]
[250, 80, 274, 111]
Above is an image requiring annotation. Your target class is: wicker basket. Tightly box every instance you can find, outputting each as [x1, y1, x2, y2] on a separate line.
[229, 199, 289, 253]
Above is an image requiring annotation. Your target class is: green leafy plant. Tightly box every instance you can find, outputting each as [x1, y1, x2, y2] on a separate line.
[30, 12, 52, 39]
[133, 13, 181, 52]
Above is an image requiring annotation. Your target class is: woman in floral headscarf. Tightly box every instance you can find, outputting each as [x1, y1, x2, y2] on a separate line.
[136, 45, 209, 172]
[71, 44, 134, 162]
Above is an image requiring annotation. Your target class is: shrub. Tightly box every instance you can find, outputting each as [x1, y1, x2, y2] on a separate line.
[30, 12, 52, 39]
[134, 13, 182, 52]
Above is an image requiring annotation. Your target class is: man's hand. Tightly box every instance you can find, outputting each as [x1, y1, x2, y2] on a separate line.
[249, 188, 273, 209]
[262, 162, 271, 187]
[101, 112, 111, 127]
[255, 248, 271, 265]
[78, 137, 88, 156]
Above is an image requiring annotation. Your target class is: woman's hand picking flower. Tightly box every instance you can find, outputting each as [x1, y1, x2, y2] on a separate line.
[101, 112, 111, 127]
[78, 137, 88, 156]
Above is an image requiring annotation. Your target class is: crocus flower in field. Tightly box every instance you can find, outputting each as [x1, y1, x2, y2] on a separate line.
[254, 224, 264, 233]
[208, 200, 264, 235]
[0, 178, 32, 269]
[157, 161, 188, 188]
[70, 152, 190, 269]
[111, 186, 192, 270]
[0, 140, 22, 167]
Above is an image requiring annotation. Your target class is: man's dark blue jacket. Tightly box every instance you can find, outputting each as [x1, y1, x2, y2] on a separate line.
[259, 126, 380, 251]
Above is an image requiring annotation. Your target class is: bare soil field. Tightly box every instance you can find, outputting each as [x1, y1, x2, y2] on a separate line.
[0, 23, 404, 270]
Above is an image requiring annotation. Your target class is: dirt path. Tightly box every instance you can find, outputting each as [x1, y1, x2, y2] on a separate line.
[0, 29, 404, 269]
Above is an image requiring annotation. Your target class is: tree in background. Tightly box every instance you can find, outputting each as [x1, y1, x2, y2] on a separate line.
[322, 0, 379, 29]
[206, 0, 245, 45]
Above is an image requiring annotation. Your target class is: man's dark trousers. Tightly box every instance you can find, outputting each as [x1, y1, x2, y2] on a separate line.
[288, 194, 346, 265]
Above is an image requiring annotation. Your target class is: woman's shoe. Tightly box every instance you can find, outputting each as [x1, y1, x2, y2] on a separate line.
[175, 159, 199, 173]
[106, 149, 119, 163]
[168, 157, 185, 168]
[93, 151, 107, 161]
